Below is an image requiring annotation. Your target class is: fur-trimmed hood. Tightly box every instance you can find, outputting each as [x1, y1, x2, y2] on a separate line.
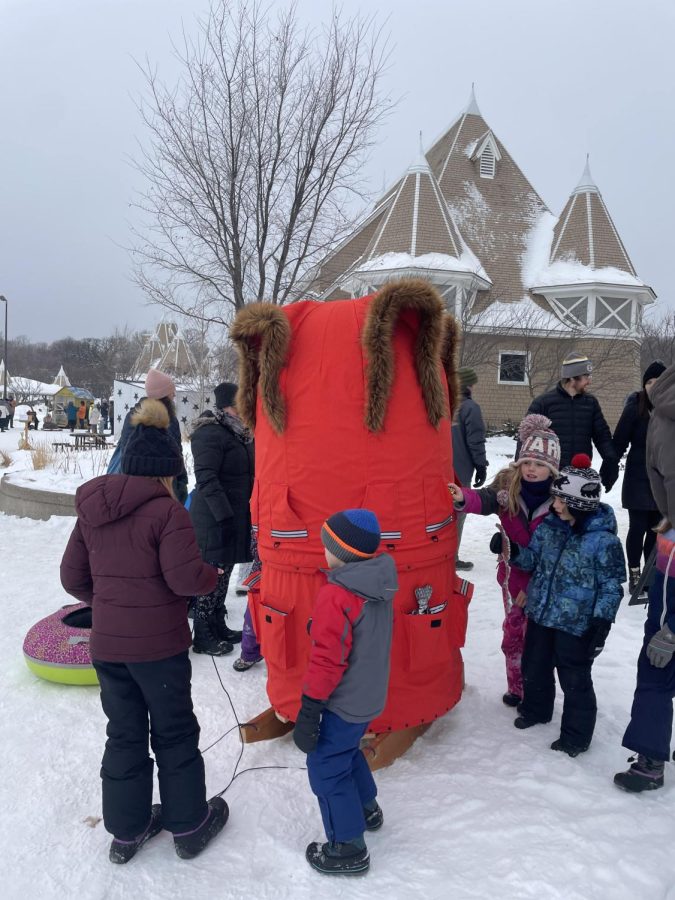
[229, 278, 460, 434]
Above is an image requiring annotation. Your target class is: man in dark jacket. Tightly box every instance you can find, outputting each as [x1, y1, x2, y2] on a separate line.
[525, 352, 618, 489]
[189, 382, 254, 655]
[452, 367, 488, 571]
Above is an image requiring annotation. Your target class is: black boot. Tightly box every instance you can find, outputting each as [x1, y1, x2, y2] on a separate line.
[214, 603, 242, 644]
[502, 692, 521, 707]
[614, 755, 665, 792]
[364, 802, 383, 832]
[305, 840, 370, 875]
[174, 797, 229, 859]
[192, 616, 233, 656]
[551, 738, 588, 757]
[109, 804, 163, 864]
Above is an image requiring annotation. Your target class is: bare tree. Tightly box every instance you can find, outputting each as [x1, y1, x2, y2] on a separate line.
[640, 307, 675, 368]
[131, 1, 392, 325]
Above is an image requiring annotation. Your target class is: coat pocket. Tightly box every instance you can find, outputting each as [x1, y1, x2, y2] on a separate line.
[402, 606, 452, 672]
[258, 595, 296, 668]
[268, 483, 309, 545]
[423, 477, 455, 538]
[362, 482, 402, 545]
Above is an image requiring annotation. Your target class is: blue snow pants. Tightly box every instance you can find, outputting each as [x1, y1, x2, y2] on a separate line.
[622, 570, 675, 761]
[306, 709, 376, 843]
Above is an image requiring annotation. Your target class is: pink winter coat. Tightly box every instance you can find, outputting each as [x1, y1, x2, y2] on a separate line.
[459, 486, 550, 599]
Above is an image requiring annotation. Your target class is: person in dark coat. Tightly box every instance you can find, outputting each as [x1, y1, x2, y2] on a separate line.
[189, 382, 254, 655]
[60, 397, 228, 864]
[525, 352, 619, 488]
[107, 369, 188, 503]
[66, 400, 77, 432]
[612, 360, 667, 594]
[451, 367, 488, 571]
[614, 361, 675, 793]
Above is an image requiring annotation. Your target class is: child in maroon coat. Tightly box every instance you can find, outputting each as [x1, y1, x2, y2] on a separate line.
[448, 415, 561, 706]
[60, 399, 228, 864]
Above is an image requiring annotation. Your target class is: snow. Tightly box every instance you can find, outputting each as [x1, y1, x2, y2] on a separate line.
[468, 297, 563, 331]
[522, 211, 645, 290]
[356, 250, 486, 278]
[0, 428, 672, 899]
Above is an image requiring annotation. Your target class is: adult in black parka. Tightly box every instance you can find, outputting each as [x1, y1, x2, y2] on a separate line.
[189, 382, 254, 655]
[524, 352, 618, 487]
[612, 360, 667, 593]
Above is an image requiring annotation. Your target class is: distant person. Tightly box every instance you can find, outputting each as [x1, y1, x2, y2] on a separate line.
[66, 400, 77, 432]
[0, 399, 10, 432]
[76, 400, 87, 429]
[42, 411, 57, 431]
[60, 398, 228, 864]
[100, 399, 110, 431]
[451, 367, 488, 571]
[612, 361, 667, 597]
[89, 403, 101, 435]
[26, 410, 39, 430]
[525, 352, 619, 489]
[8, 396, 16, 428]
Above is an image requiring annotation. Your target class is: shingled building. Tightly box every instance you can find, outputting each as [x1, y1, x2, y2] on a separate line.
[306, 89, 655, 428]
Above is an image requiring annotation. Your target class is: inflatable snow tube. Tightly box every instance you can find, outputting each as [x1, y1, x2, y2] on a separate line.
[23, 603, 98, 685]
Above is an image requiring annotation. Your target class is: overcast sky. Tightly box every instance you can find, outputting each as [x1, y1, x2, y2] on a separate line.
[1, 0, 673, 343]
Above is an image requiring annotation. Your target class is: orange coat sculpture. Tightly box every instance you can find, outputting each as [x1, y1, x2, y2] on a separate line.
[231, 278, 472, 753]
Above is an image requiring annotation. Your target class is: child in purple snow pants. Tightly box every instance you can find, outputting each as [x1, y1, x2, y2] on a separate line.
[234, 531, 264, 671]
[449, 414, 561, 706]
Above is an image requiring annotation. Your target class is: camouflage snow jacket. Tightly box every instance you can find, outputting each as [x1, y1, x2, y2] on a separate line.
[514, 503, 625, 636]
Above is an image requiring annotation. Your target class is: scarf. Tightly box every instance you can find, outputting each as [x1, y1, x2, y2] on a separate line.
[519, 477, 552, 513]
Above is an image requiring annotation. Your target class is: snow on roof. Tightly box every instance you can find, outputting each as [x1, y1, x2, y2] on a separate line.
[522, 211, 645, 290]
[356, 250, 489, 279]
[468, 297, 563, 331]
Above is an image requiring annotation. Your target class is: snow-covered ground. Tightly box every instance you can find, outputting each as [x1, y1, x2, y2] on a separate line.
[0, 429, 671, 900]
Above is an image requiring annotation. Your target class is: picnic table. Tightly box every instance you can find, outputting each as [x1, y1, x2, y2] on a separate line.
[52, 431, 111, 452]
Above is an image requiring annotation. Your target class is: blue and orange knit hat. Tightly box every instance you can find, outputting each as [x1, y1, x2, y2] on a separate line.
[321, 509, 381, 564]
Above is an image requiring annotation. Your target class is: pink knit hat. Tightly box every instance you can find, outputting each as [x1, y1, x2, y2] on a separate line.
[144, 368, 175, 400]
[515, 414, 560, 474]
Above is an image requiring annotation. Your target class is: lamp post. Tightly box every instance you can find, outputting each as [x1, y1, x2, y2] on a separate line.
[0, 295, 7, 400]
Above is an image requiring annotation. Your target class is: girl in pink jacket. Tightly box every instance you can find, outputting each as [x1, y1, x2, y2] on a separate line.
[449, 415, 561, 705]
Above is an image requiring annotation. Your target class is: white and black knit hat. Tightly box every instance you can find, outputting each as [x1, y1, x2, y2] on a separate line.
[551, 453, 602, 511]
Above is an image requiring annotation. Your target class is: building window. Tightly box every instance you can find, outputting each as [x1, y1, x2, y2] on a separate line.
[479, 146, 495, 178]
[498, 351, 528, 385]
[551, 295, 588, 327]
[594, 296, 632, 330]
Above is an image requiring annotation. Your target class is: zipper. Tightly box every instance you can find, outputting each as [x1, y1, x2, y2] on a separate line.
[539, 528, 571, 621]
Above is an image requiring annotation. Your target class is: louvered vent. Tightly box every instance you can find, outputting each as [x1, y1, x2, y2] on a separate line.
[479, 146, 495, 178]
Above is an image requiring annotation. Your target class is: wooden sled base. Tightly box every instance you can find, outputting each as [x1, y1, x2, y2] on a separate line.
[240, 707, 431, 769]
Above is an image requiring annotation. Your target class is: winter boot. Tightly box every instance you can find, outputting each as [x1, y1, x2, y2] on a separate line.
[455, 559, 474, 572]
[551, 738, 588, 758]
[233, 655, 263, 672]
[628, 567, 641, 594]
[614, 755, 665, 793]
[192, 617, 234, 656]
[514, 715, 547, 730]
[305, 840, 370, 875]
[109, 805, 163, 864]
[214, 606, 242, 645]
[364, 801, 383, 832]
[502, 692, 521, 707]
[174, 797, 229, 859]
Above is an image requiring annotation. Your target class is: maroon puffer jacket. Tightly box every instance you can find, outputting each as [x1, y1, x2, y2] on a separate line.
[60, 475, 217, 663]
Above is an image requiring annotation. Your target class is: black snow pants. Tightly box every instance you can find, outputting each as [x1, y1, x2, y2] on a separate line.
[520, 619, 597, 750]
[93, 651, 208, 840]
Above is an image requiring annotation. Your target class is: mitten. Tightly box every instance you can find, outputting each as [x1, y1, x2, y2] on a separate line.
[646, 624, 675, 669]
[586, 617, 612, 660]
[599, 459, 619, 492]
[473, 465, 487, 488]
[292, 695, 324, 753]
[489, 532, 503, 555]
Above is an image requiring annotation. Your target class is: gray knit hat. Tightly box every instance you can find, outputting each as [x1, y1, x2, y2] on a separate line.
[561, 352, 593, 379]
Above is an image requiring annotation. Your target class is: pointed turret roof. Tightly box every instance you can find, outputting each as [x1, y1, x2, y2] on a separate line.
[53, 365, 70, 387]
[360, 154, 464, 262]
[132, 321, 178, 377]
[550, 158, 637, 275]
[425, 88, 549, 304]
[158, 329, 196, 377]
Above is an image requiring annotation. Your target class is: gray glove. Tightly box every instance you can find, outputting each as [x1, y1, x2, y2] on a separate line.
[646, 624, 675, 669]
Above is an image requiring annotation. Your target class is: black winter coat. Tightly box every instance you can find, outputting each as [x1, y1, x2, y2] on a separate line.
[526, 383, 616, 468]
[189, 417, 254, 565]
[452, 389, 487, 485]
[612, 392, 657, 511]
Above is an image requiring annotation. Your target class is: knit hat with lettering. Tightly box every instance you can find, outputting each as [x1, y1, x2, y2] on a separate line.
[551, 453, 602, 511]
[561, 352, 593, 379]
[515, 414, 560, 475]
[321, 509, 381, 564]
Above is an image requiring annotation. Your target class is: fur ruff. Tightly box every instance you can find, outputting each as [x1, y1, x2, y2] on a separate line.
[131, 398, 170, 430]
[229, 303, 291, 434]
[362, 279, 459, 432]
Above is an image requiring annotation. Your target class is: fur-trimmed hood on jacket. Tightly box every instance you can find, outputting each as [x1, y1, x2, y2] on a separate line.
[229, 278, 460, 435]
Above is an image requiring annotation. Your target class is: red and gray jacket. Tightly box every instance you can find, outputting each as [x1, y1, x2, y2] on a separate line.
[303, 553, 398, 724]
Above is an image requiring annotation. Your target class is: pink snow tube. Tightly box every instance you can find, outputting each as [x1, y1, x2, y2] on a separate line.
[23, 603, 98, 685]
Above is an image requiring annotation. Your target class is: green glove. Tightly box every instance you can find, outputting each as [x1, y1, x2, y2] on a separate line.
[646, 624, 675, 669]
